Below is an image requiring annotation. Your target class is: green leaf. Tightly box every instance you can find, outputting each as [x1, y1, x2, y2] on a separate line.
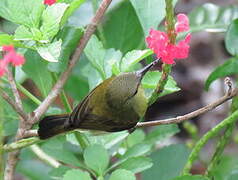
[63, 169, 92, 180]
[120, 49, 153, 72]
[102, 0, 144, 54]
[0, 0, 44, 28]
[119, 157, 153, 173]
[84, 35, 107, 79]
[189, 3, 238, 33]
[172, 175, 209, 180]
[142, 71, 180, 97]
[0, 34, 25, 47]
[23, 50, 53, 97]
[84, 144, 109, 176]
[48, 26, 84, 72]
[129, 0, 167, 35]
[41, 3, 69, 40]
[126, 129, 145, 147]
[142, 144, 190, 180]
[36, 40, 62, 62]
[205, 58, 238, 90]
[60, 0, 86, 26]
[145, 124, 180, 145]
[109, 169, 136, 180]
[225, 19, 238, 56]
[41, 136, 83, 167]
[228, 173, 238, 180]
[49, 166, 71, 178]
[14, 25, 34, 41]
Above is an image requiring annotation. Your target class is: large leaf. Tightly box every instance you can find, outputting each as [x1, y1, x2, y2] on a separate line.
[205, 58, 238, 90]
[0, 0, 44, 28]
[189, 3, 238, 33]
[83, 144, 109, 176]
[102, 0, 144, 54]
[225, 19, 238, 56]
[41, 3, 69, 40]
[23, 50, 53, 97]
[109, 169, 136, 180]
[48, 26, 84, 72]
[63, 169, 92, 180]
[142, 144, 190, 180]
[130, 0, 167, 35]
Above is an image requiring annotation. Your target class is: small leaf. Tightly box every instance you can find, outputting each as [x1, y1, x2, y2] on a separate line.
[14, 25, 34, 41]
[142, 71, 180, 97]
[172, 175, 209, 180]
[36, 40, 62, 62]
[48, 26, 84, 72]
[49, 166, 71, 178]
[119, 157, 153, 173]
[63, 169, 92, 180]
[205, 58, 238, 90]
[41, 3, 69, 40]
[120, 49, 153, 72]
[225, 19, 238, 56]
[126, 129, 145, 147]
[109, 169, 136, 180]
[0, 34, 25, 47]
[145, 124, 180, 145]
[23, 50, 53, 97]
[84, 144, 109, 176]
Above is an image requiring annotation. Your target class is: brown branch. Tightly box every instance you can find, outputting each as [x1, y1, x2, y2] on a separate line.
[4, 151, 20, 180]
[136, 88, 238, 128]
[22, 130, 38, 138]
[6, 69, 24, 115]
[0, 90, 28, 121]
[32, 0, 112, 123]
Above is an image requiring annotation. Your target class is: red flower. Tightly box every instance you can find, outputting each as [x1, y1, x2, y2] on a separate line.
[146, 14, 191, 64]
[0, 45, 26, 77]
[44, 0, 56, 6]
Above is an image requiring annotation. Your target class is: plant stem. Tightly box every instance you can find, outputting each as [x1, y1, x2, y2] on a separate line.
[182, 110, 238, 175]
[2, 77, 41, 106]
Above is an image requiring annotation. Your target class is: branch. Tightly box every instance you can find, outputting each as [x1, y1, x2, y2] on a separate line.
[32, 0, 112, 123]
[4, 151, 20, 180]
[136, 88, 238, 128]
[0, 90, 28, 121]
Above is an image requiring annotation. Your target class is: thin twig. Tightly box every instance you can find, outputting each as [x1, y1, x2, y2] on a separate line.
[32, 0, 112, 123]
[22, 130, 38, 138]
[136, 88, 238, 128]
[6, 68, 24, 114]
[0, 90, 28, 121]
[4, 151, 20, 180]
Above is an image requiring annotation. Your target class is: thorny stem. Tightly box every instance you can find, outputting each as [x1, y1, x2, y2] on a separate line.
[182, 110, 238, 175]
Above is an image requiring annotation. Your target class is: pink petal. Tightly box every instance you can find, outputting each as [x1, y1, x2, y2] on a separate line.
[175, 13, 189, 33]
[3, 51, 25, 66]
[2, 45, 14, 52]
[0, 60, 7, 77]
[44, 0, 56, 5]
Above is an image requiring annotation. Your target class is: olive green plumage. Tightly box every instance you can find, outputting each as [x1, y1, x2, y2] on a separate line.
[38, 59, 160, 139]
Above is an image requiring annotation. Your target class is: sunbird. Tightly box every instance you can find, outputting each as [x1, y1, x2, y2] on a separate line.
[38, 59, 160, 139]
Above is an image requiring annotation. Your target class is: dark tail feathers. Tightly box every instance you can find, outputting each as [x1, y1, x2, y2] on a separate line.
[38, 114, 70, 139]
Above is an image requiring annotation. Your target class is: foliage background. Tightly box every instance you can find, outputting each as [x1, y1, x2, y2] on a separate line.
[1, 0, 238, 179]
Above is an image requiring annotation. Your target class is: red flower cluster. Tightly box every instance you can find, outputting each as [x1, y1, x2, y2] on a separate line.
[44, 0, 56, 6]
[146, 14, 191, 64]
[0, 45, 25, 77]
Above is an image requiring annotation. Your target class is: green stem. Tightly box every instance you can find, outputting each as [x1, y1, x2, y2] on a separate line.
[51, 73, 72, 113]
[182, 110, 238, 175]
[2, 77, 41, 105]
[206, 124, 235, 176]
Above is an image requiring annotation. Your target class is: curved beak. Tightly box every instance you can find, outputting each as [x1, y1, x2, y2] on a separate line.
[136, 58, 160, 79]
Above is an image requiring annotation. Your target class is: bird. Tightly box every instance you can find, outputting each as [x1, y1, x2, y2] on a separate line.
[38, 59, 160, 139]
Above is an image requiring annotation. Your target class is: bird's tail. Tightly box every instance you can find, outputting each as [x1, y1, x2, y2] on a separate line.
[38, 114, 70, 139]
